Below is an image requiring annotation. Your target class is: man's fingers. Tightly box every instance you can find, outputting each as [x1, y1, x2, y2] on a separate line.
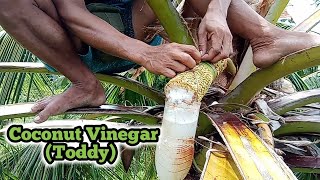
[161, 68, 176, 78]
[169, 61, 188, 73]
[202, 48, 219, 61]
[173, 52, 197, 69]
[202, 37, 222, 61]
[180, 45, 202, 64]
[198, 26, 207, 56]
[211, 52, 228, 63]
[211, 35, 233, 63]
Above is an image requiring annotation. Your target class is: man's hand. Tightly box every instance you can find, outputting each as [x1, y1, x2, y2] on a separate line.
[198, 6, 233, 63]
[140, 43, 201, 78]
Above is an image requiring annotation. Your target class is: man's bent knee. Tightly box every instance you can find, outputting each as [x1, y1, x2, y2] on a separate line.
[52, 0, 88, 24]
[0, 0, 19, 19]
[0, 0, 37, 22]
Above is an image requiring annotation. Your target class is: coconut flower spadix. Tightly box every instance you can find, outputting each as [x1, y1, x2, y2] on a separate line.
[156, 61, 226, 180]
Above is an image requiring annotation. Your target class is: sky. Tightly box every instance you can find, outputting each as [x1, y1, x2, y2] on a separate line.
[287, 0, 320, 33]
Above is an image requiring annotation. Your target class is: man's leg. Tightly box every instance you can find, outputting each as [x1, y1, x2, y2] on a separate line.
[188, 0, 320, 68]
[131, 0, 159, 41]
[0, 0, 105, 123]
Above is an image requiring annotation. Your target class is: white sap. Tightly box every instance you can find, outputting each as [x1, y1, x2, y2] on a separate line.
[156, 88, 201, 180]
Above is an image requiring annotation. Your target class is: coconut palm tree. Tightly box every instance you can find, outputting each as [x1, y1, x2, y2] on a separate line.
[1, 0, 320, 179]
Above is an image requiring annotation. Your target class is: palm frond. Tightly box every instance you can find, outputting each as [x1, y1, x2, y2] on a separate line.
[303, 71, 320, 89]
[287, 73, 310, 91]
[0, 33, 56, 107]
[0, 28, 164, 179]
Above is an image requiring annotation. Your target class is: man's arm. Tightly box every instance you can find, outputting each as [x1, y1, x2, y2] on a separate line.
[207, 0, 231, 17]
[52, 0, 201, 78]
[188, 0, 231, 17]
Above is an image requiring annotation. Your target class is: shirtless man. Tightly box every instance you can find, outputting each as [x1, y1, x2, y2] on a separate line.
[0, 0, 319, 123]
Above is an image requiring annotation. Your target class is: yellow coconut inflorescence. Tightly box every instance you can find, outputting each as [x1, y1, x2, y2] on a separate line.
[165, 60, 227, 102]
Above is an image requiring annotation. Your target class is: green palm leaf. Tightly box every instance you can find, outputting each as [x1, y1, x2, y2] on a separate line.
[0, 32, 56, 107]
[0, 30, 162, 179]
